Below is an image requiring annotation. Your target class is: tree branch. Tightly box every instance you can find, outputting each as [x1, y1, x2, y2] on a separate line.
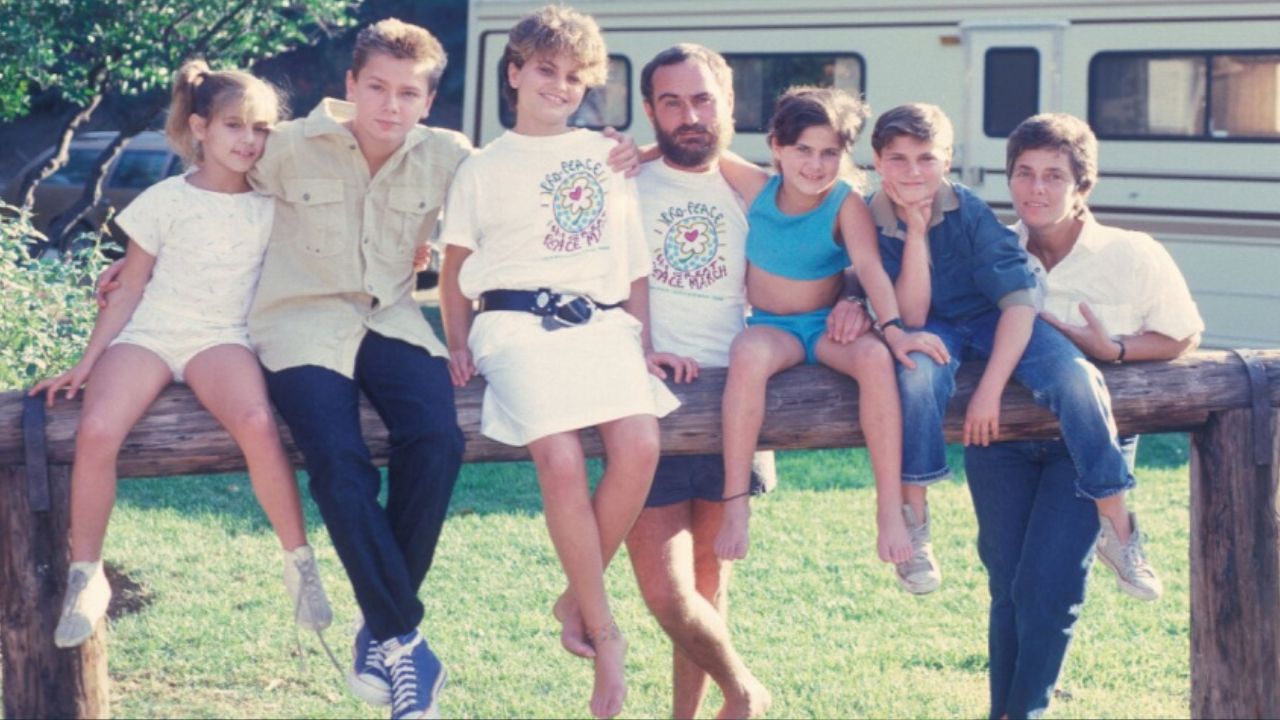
[15, 65, 107, 211]
[47, 104, 164, 251]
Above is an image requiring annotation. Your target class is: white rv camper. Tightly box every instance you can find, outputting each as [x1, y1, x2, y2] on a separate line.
[463, 0, 1280, 348]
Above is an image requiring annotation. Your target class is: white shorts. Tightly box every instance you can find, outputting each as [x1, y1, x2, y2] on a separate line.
[469, 308, 680, 446]
[110, 324, 252, 383]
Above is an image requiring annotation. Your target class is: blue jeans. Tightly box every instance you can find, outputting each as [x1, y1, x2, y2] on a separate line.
[265, 332, 464, 641]
[897, 309, 1134, 498]
[965, 436, 1138, 719]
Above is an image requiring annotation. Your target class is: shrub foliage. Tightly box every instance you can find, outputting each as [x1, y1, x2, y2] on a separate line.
[0, 204, 108, 390]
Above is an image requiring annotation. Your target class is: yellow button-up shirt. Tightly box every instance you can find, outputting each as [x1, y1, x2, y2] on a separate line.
[248, 99, 472, 377]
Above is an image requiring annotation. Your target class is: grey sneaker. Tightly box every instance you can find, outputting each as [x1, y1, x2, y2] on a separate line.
[1096, 512, 1162, 601]
[283, 545, 333, 631]
[54, 560, 112, 648]
[896, 505, 941, 595]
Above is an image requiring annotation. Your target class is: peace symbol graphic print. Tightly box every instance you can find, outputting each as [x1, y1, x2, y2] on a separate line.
[651, 200, 729, 291]
[540, 158, 609, 253]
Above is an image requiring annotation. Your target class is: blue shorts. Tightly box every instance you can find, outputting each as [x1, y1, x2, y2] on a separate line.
[747, 308, 830, 364]
[644, 452, 777, 508]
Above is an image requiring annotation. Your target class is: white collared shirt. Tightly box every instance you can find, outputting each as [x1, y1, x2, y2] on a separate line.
[1014, 212, 1204, 341]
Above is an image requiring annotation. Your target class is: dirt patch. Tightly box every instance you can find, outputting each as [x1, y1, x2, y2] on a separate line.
[104, 562, 153, 620]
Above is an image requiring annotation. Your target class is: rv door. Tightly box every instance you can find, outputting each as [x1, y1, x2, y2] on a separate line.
[959, 21, 1067, 188]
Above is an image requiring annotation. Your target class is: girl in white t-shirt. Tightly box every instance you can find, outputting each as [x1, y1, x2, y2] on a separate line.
[439, 7, 679, 719]
[31, 61, 331, 649]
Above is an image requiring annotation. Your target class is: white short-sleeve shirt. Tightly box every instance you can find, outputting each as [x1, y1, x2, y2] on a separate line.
[635, 159, 749, 368]
[115, 175, 273, 330]
[1014, 213, 1204, 341]
[440, 129, 649, 304]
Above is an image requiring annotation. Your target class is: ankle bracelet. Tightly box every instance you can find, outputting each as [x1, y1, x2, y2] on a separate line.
[587, 620, 622, 646]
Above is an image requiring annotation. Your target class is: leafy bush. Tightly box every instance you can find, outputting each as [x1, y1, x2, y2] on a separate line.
[0, 203, 108, 390]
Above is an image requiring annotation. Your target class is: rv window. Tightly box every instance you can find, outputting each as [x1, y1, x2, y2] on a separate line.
[1089, 50, 1280, 141]
[1211, 54, 1280, 139]
[723, 53, 865, 133]
[498, 55, 631, 131]
[984, 48, 1039, 138]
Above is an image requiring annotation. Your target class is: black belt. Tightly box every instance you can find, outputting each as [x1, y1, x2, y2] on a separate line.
[478, 288, 622, 330]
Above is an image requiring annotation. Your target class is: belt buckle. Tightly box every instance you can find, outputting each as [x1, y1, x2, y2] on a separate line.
[540, 295, 594, 331]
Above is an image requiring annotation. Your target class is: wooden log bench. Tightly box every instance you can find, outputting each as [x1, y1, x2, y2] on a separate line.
[1, 348, 1277, 719]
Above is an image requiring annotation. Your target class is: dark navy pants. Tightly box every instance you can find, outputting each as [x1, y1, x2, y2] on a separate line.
[265, 332, 464, 641]
[964, 436, 1138, 719]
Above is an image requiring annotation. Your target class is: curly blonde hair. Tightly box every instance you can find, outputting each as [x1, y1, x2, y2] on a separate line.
[499, 5, 608, 107]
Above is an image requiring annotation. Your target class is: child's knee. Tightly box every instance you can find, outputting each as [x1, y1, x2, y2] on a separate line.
[75, 413, 127, 456]
[1032, 356, 1107, 408]
[852, 336, 894, 372]
[231, 404, 280, 439]
[608, 419, 661, 473]
[727, 331, 783, 377]
[897, 354, 951, 397]
[533, 440, 585, 481]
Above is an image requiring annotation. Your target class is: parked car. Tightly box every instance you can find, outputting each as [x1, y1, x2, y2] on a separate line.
[3, 129, 447, 287]
[3, 131, 183, 242]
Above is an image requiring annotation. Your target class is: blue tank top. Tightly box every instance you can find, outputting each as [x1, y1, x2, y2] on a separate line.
[745, 174, 852, 280]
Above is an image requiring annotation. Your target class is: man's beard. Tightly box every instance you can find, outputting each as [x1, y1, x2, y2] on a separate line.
[655, 122, 726, 169]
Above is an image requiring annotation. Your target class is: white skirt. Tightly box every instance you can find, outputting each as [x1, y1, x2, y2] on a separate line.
[469, 308, 681, 446]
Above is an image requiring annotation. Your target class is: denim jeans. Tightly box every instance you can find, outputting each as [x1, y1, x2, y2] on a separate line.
[265, 331, 464, 641]
[965, 436, 1138, 719]
[897, 308, 1134, 499]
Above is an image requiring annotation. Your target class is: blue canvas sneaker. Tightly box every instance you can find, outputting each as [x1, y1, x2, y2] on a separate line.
[382, 630, 447, 720]
[346, 622, 391, 706]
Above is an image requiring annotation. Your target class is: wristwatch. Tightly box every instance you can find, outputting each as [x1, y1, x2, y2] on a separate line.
[876, 317, 904, 335]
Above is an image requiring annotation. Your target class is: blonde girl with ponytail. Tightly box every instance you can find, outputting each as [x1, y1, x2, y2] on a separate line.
[31, 59, 333, 648]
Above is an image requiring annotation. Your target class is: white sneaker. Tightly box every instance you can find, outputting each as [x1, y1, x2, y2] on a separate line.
[283, 545, 333, 631]
[896, 505, 942, 595]
[54, 560, 112, 648]
[1096, 512, 1163, 601]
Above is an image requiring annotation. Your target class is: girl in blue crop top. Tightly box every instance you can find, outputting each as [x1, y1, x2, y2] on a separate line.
[713, 87, 950, 582]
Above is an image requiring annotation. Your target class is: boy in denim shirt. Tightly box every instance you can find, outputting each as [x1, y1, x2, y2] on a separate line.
[867, 103, 1134, 594]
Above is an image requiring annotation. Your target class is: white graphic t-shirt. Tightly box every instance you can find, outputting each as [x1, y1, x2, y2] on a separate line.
[440, 129, 649, 304]
[115, 174, 273, 330]
[636, 159, 748, 367]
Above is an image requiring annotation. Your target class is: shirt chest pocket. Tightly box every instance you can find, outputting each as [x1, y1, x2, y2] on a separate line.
[379, 185, 441, 259]
[283, 178, 345, 257]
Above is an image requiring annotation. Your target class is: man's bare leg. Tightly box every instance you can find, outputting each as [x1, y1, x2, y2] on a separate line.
[691, 498, 770, 719]
[626, 499, 769, 719]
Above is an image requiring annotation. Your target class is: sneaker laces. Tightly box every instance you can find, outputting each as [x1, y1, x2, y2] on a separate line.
[385, 634, 426, 717]
[292, 624, 343, 676]
[383, 632, 424, 667]
[1123, 532, 1156, 580]
[292, 553, 329, 625]
[898, 522, 934, 576]
[289, 553, 341, 676]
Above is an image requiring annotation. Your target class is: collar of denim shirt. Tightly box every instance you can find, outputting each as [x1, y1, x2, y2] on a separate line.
[869, 179, 961, 241]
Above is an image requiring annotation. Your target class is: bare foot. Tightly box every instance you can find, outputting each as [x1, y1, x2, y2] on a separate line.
[717, 675, 772, 719]
[553, 592, 595, 658]
[588, 621, 628, 719]
[714, 497, 751, 560]
[877, 510, 913, 564]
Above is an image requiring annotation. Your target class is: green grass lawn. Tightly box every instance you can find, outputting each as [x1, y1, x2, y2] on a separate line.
[17, 435, 1190, 719]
